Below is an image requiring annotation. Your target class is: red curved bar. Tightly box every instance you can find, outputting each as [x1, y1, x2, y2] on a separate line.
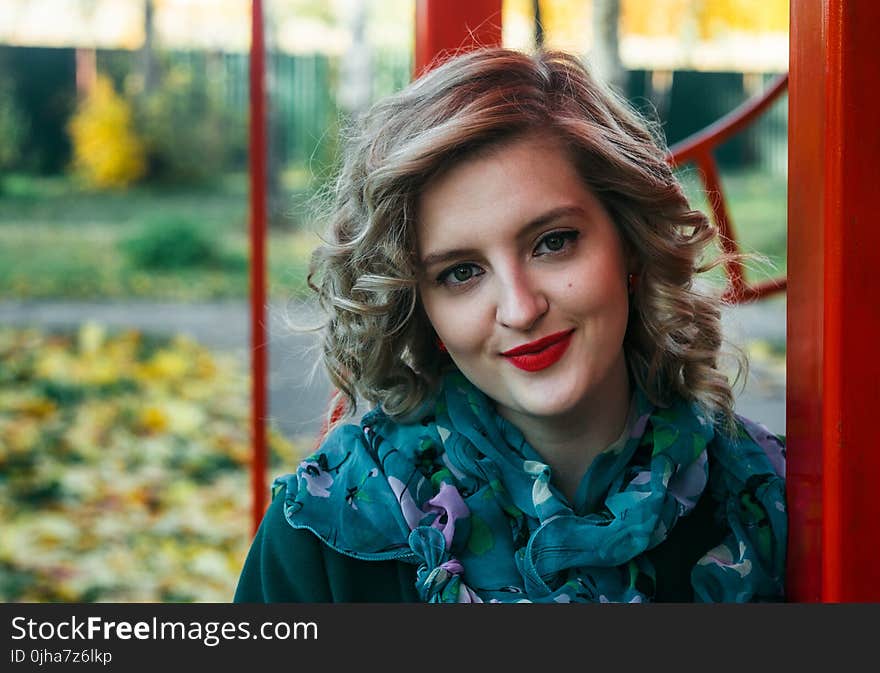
[668, 73, 789, 164]
[667, 73, 789, 304]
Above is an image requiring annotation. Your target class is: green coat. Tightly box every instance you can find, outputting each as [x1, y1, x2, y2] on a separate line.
[233, 481, 725, 603]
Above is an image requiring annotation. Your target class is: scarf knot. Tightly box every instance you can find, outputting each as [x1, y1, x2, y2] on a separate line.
[409, 527, 480, 603]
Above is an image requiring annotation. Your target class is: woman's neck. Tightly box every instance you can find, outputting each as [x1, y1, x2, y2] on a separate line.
[498, 354, 632, 504]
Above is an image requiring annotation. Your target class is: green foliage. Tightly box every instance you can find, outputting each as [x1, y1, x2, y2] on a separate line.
[120, 215, 225, 271]
[0, 46, 76, 174]
[135, 67, 246, 185]
[0, 75, 28, 172]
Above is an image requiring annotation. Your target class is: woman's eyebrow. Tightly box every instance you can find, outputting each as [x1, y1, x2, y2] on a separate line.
[419, 205, 586, 268]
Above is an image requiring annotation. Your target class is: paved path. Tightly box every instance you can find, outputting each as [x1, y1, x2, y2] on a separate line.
[0, 295, 786, 438]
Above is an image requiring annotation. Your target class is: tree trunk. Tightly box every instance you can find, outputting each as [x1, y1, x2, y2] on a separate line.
[140, 0, 159, 94]
[338, 0, 372, 114]
[591, 0, 626, 93]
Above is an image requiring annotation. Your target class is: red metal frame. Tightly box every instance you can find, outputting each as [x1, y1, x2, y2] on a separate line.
[787, 0, 880, 602]
[248, 0, 880, 602]
[248, 0, 268, 534]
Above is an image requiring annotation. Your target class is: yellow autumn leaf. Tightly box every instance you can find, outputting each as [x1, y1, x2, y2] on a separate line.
[135, 349, 189, 384]
[2, 417, 40, 453]
[78, 356, 122, 385]
[11, 396, 58, 419]
[78, 322, 105, 356]
[34, 347, 75, 381]
[138, 405, 169, 434]
[163, 400, 206, 435]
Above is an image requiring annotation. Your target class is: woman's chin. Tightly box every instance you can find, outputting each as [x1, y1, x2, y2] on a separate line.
[505, 376, 589, 420]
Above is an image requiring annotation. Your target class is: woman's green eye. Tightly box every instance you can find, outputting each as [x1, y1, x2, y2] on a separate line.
[436, 233, 576, 287]
[544, 235, 565, 251]
[535, 230, 578, 255]
[437, 263, 482, 286]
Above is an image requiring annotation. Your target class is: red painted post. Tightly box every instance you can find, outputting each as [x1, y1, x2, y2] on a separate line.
[249, 0, 268, 534]
[414, 0, 503, 76]
[788, 0, 880, 601]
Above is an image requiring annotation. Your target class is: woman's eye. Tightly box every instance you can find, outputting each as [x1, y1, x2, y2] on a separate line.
[534, 230, 579, 255]
[437, 263, 483, 286]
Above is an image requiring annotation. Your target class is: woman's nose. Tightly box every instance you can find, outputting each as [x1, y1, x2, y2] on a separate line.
[494, 269, 549, 331]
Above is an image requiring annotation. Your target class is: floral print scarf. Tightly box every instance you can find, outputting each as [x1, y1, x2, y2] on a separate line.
[276, 369, 786, 603]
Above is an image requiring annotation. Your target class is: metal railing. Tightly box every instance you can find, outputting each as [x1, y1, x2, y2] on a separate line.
[667, 73, 789, 303]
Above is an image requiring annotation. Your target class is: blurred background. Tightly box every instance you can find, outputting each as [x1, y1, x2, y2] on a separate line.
[0, 0, 787, 602]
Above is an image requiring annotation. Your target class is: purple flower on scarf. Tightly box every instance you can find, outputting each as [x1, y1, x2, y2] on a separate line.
[667, 450, 708, 512]
[388, 476, 429, 529]
[299, 459, 334, 498]
[739, 416, 786, 477]
[425, 482, 470, 548]
[698, 542, 753, 578]
[631, 412, 650, 438]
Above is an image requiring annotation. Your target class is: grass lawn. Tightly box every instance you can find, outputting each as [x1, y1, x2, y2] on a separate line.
[0, 172, 319, 301]
[0, 168, 788, 301]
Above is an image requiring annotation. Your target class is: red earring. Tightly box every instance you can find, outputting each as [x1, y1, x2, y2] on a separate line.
[628, 273, 639, 294]
[436, 338, 447, 352]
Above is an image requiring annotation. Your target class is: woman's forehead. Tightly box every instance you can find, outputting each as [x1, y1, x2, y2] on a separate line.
[415, 132, 603, 252]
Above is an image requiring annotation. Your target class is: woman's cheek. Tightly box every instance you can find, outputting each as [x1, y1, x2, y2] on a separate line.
[434, 296, 485, 354]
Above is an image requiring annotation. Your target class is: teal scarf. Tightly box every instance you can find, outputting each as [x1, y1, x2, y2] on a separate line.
[276, 369, 786, 603]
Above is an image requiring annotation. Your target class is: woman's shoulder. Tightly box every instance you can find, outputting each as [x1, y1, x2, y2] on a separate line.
[241, 406, 431, 575]
[702, 412, 786, 542]
[733, 413, 786, 476]
[687, 412, 787, 601]
[707, 412, 786, 483]
[234, 482, 419, 603]
[234, 486, 334, 602]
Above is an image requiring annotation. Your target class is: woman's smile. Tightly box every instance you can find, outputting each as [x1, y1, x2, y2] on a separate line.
[500, 328, 576, 372]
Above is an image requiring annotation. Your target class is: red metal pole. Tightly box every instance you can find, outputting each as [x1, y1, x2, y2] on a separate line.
[414, 0, 503, 76]
[249, 0, 268, 534]
[788, 0, 880, 601]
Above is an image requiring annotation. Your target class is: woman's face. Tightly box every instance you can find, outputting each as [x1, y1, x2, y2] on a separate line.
[416, 132, 633, 424]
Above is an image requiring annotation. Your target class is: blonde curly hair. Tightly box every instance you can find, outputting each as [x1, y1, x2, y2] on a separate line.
[308, 47, 745, 431]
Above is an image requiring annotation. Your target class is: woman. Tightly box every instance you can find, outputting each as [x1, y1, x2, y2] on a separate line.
[234, 48, 786, 603]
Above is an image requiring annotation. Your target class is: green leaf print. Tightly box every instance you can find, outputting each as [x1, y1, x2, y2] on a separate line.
[652, 426, 679, 455]
[467, 513, 494, 555]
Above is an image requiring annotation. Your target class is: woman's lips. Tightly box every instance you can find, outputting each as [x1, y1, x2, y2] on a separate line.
[500, 329, 575, 372]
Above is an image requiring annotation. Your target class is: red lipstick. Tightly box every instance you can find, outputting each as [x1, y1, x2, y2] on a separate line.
[501, 329, 575, 372]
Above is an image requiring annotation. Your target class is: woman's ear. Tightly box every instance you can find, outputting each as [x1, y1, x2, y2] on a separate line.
[621, 238, 640, 277]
